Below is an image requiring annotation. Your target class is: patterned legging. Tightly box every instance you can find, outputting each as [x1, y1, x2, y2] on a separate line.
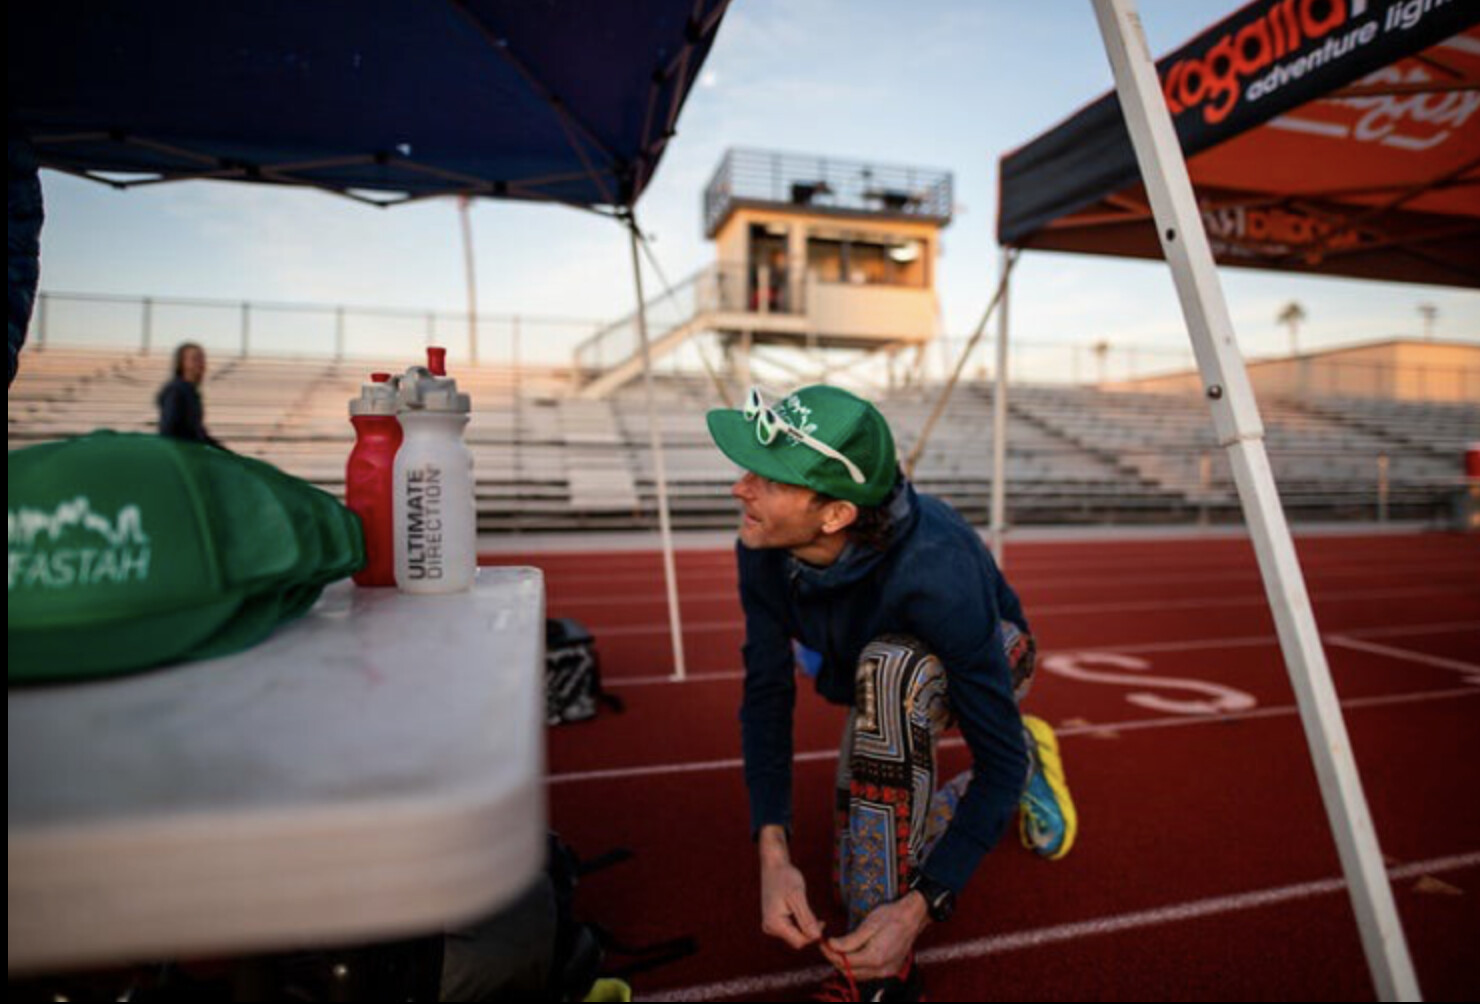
[833, 626, 1035, 928]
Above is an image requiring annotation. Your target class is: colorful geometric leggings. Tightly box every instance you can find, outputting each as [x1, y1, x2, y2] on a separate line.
[833, 626, 1035, 929]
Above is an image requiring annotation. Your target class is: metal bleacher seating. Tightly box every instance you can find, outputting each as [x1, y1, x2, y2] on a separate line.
[1010, 384, 1473, 520]
[11, 348, 1475, 531]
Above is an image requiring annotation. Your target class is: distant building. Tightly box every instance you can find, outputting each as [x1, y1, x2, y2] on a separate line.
[1110, 338, 1480, 403]
[577, 148, 953, 397]
[704, 147, 951, 347]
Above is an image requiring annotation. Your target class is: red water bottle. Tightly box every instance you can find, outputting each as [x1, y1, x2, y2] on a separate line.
[348, 372, 403, 587]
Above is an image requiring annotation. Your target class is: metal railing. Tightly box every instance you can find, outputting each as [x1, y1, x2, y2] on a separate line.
[910, 442, 1472, 524]
[571, 262, 810, 373]
[1085, 349, 1480, 403]
[31, 291, 605, 368]
[28, 292, 1479, 403]
[891, 337, 1480, 399]
[704, 148, 953, 236]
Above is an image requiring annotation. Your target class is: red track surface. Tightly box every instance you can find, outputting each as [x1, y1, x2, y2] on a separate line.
[486, 532, 1480, 1002]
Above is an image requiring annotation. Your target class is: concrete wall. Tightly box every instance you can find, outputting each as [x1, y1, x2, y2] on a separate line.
[1110, 339, 1480, 402]
[806, 281, 937, 343]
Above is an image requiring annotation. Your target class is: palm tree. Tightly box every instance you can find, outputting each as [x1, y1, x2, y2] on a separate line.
[1092, 340, 1110, 385]
[1277, 301, 1306, 356]
[1418, 303, 1438, 341]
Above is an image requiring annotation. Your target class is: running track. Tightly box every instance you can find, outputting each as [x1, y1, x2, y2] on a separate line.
[486, 531, 1480, 1001]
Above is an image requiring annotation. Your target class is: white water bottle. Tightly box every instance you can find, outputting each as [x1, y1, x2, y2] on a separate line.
[393, 348, 476, 593]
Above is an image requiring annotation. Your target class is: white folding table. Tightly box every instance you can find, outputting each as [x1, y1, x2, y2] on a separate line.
[8, 568, 546, 975]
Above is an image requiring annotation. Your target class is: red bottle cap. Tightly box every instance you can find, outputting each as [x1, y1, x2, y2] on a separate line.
[371, 372, 392, 383]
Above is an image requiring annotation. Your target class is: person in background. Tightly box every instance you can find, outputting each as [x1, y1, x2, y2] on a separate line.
[158, 341, 225, 448]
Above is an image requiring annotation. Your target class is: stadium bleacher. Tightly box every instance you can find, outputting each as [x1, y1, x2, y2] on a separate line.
[1009, 385, 1468, 520]
[10, 348, 1477, 530]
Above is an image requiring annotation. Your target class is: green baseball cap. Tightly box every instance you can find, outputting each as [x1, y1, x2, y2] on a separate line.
[706, 385, 898, 506]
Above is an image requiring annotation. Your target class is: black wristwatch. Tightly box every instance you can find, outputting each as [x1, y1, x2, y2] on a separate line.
[905, 872, 956, 922]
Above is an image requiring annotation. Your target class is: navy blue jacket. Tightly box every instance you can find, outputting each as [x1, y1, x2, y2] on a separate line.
[737, 478, 1030, 894]
[157, 378, 224, 449]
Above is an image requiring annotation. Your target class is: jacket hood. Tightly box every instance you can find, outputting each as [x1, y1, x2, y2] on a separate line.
[787, 476, 920, 598]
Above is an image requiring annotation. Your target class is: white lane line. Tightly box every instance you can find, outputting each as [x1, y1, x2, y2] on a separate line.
[608, 623, 1480, 684]
[611, 637, 1272, 688]
[639, 852, 1480, 1002]
[589, 586, 1476, 637]
[597, 618, 736, 638]
[547, 687, 1480, 786]
[1327, 634, 1480, 682]
[548, 566, 1479, 607]
[618, 670, 745, 686]
[526, 552, 1477, 589]
[1339, 620, 1480, 641]
[1037, 687, 1480, 738]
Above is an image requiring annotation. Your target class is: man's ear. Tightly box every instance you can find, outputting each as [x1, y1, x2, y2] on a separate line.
[822, 500, 859, 535]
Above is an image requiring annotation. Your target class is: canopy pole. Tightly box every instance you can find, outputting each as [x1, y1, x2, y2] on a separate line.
[459, 196, 479, 366]
[626, 213, 687, 681]
[989, 247, 1012, 566]
[1091, 3, 1420, 1000]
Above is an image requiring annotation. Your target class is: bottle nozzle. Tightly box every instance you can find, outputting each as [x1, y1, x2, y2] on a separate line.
[352, 371, 401, 416]
[427, 347, 447, 377]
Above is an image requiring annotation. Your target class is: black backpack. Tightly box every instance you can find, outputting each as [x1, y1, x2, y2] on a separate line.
[547, 833, 697, 1001]
[546, 618, 623, 725]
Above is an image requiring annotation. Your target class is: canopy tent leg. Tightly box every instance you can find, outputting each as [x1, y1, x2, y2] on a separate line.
[990, 247, 1011, 566]
[626, 215, 687, 681]
[1091, 1, 1420, 1000]
[459, 196, 479, 366]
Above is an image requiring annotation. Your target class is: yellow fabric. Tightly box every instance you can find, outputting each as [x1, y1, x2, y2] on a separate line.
[583, 977, 633, 1002]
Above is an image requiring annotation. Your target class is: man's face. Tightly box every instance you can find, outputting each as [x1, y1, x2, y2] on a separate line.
[730, 470, 827, 551]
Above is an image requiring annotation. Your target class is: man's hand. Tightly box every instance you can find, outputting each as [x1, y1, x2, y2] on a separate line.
[821, 892, 930, 981]
[757, 825, 824, 949]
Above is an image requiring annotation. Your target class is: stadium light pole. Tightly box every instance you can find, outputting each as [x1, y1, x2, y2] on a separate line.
[1090, 1, 1421, 1000]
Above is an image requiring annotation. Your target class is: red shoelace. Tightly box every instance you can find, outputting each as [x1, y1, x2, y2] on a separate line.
[812, 951, 861, 1001]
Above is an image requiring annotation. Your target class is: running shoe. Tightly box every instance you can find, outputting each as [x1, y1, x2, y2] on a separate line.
[1019, 714, 1078, 860]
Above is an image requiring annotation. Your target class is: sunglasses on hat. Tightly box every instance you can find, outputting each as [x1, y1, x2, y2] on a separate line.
[743, 387, 866, 485]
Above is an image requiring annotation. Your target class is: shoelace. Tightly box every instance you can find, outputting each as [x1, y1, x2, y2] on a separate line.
[813, 951, 860, 1001]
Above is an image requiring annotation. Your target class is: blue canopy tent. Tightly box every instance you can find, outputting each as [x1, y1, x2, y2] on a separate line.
[10, 0, 728, 210]
[9, 0, 731, 676]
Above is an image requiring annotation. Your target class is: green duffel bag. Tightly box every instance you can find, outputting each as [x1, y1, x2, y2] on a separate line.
[8, 432, 360, 682]
[181, 461, 366, 662]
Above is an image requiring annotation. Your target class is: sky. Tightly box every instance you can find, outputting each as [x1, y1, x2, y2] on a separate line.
[32, 0, 1479, 377]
